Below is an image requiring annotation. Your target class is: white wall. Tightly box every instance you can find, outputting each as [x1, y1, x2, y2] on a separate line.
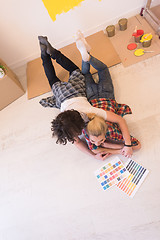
[149, 0, 160, 7]
[0, 0, 147, 69]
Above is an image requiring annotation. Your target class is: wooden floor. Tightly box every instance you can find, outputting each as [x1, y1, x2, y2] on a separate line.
[1, 52, 160, 240]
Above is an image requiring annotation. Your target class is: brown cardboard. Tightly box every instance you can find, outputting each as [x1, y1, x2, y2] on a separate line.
[0, 59, 25, 110]
[27, 30, 121, 99]
[150, 5, 160, 20]
[106, 15, 160, 67]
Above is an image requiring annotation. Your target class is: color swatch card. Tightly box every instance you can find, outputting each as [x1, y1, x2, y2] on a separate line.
[116, 159, 149, 198]
[94, 157, 129, 191]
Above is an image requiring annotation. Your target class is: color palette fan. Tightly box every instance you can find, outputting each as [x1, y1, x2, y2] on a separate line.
[94, 157, 129, 191]
[116, 159, 149, 198]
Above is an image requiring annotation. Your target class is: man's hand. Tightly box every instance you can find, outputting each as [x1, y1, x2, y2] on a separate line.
[94, 152, 112, 161]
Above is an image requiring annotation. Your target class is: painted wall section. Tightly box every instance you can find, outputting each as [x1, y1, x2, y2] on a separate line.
[42, 0, 85, 21]
[0, 0, 145, 68]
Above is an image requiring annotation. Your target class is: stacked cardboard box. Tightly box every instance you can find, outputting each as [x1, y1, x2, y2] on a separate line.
[0, 59, 25, 110]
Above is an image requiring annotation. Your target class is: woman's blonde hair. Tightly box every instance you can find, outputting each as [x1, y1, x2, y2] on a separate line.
[86, 113, 108, 137]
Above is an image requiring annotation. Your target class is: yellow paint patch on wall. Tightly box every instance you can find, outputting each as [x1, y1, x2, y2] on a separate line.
[42, 0, 85, 21]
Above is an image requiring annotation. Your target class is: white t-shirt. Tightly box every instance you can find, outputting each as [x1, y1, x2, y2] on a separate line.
[60, 96, 107, 120]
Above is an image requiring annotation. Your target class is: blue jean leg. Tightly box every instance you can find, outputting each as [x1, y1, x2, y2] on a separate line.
[89, 56, 115, 100]
[82, 56, 115, 101]
[82, 60, 99, 100]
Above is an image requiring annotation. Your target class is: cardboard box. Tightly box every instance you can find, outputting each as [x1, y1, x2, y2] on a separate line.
[0, 59, 25, 110]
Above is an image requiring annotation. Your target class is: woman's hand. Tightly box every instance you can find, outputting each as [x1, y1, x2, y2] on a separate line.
[121, 146, 133, 158]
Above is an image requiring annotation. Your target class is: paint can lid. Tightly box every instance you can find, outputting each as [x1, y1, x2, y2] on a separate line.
[134, 49, 144, 56]
[140, 34, 152, 42]
[132, 29, 144, 37]
[127, 43, 137, 50]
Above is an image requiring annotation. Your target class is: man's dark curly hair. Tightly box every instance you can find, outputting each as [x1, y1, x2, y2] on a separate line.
[51, 110, 85, 145]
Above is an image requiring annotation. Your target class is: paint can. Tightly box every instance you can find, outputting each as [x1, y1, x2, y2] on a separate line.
[118, 18, 128, 31]
[132, 29, 144, 42]
[106, 25, 115, 37]
[140, 34, 152, 47]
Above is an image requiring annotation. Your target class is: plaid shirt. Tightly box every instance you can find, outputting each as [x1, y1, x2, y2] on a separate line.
[82, 98, 139, 150]
[39, 69, 86, 109]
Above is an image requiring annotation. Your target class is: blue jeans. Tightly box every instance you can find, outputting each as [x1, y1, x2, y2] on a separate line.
[82, 56, 115, 101]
